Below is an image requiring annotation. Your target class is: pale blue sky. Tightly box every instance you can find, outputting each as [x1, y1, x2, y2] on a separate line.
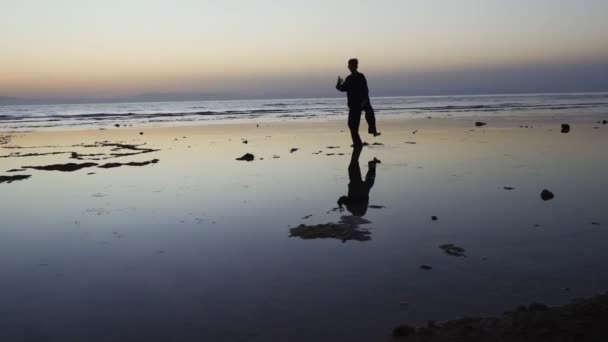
[1, 0, 607, 98]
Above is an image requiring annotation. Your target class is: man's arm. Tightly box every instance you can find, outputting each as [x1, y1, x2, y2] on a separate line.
[336, 76, 348, 92]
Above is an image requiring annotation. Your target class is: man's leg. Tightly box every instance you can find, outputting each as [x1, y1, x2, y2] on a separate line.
[363, 102, 380, 136]
[348, 107, 363, 147]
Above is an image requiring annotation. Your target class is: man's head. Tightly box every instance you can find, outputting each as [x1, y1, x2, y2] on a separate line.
[348, 58, 358, 73]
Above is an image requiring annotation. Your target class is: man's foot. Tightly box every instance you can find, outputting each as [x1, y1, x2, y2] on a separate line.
[368, 128, 381, 137]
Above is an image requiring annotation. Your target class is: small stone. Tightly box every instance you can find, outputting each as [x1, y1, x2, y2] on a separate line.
[475, 122, 487, 127]
[541, 189, 555, 201]
[431, 216, 438, 221]
[139, 132, 144, 135]
[290, 148, 299, 153]
[561, 124, 570, 133]
[420, 265, 433, 270]
[243, 140, 248, 144]
[236, 153, 254, 162]
[114, 124, 120, 127]
[504, 186, 515, 190]
[603, 120, 607, 125]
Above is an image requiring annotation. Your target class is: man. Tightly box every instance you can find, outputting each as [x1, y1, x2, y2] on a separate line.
[336, 58, 380, 147]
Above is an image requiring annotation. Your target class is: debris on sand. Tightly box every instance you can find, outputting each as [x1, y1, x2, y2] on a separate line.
[242, 140, 248, 144]
[289, 222, 371, 242]
[419, 265, 433, 270]
[603, 120, 608, 125]
[561, 124, 571, 133]
[272, 155, 280, 159]
[541, 189, 555, 201]
[504, 186, 515, 190]
[98, 159, 159, 169]
[236, 153, 255, 161]
[371, 142, 384, 146]
[290, 148, 299, 153]
[390, 293, 608, 342]
[475, 122, 487, 127]
[412, 130, 418, 134]
[431, 216, 438, 221]
[439, 243, 466, 257]
[591, 222, 601, 226]
[23, 162, 99, 172]
[326, 146, 340, 149]
[405, 142, 417, 144]
[0, 174, 31, 184]
[114, 124, 120, 127]
[139, 132, 144, 135]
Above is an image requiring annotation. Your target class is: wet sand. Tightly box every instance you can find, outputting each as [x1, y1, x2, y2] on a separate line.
[1, 115, 608, 341]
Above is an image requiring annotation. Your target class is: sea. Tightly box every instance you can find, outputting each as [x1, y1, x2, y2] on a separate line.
[1, 92, 607, 131]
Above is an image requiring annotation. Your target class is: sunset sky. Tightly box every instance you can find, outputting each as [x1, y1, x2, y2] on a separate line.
[1, 0, 607, 99]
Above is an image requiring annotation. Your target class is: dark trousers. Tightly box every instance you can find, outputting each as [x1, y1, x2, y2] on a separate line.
[348, 102, 377, 146]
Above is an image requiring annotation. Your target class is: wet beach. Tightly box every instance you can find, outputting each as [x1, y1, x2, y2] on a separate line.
[1, 115, 608, 341]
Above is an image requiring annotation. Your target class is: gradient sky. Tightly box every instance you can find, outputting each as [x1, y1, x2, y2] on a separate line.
[1, 0, 608, 99]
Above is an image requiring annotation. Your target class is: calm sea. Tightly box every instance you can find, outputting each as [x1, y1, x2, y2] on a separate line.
[1, 92, 607, 131]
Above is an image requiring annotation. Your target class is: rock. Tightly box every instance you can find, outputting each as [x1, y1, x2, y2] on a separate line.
[420, 265, 433, 270]
[371, 142, 384, 146]
[561, 124, 570, 133]
[290, 148, 299, 153]
[23, 162, 98, 172]
[475, 122, 487, 127]
[98, 159, 159, 169]
[591, 222, 601, 226]
[114, 124, 120, 127]
[603, 120, 608, 125]
[393, 325, 416, 338]
[0, 174, 31, 184]
[504, 186, 515, 190]
[541, 189, 555, 201]
[139, 132, 144, 135]
[236, 153, 254, 161]
[405, 141, 417, 144]
[431, 216, 438, 221]
[242, 140, 248, 144]
[439, 243, 466, 257]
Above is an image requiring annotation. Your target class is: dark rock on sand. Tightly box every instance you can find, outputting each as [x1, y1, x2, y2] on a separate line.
[390, 293, 608, 342]
[475, 122, 487, 127]
[439, 243, 466, 257]
[0, 174, 31, 184]
[23, 162, 98, 172]
[431, 216, 438, 221]
[236, 153, 255, 161]
[541, 189, 555, 201]
[504, 186, 515, 190]
[139, 132, 144, 135]
[420, 265, 433, 270]
[561, 124, 570, 133]
[326, 146, 340, 149]
[591, 222, 601, 226]
[405, 142, 417, 144]
[98, 159, 159, 169]
[393, 325, 416, 338]
[242, 140, 248, 144]
[290, 148, 299, 153]
[114, 124, 120, 127]
[603, 120, 607, 125]
[371, 142, 384, 146]
[368, 205, 386, 209]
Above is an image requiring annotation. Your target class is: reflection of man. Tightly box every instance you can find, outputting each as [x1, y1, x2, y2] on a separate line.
[338, 146, 380, 216]
[336, 58, 380, 147]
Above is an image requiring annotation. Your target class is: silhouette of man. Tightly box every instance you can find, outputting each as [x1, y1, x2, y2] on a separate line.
[338, 146, 380, 217]
[336, 58, 380, 147]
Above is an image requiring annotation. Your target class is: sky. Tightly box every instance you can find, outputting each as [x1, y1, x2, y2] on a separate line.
[1, 0, 608, 100]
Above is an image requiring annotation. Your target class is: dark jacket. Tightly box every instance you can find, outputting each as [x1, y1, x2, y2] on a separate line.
[336, 72, 369, 108]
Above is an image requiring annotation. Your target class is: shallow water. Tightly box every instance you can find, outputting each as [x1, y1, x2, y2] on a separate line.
[1, 117, 607, 341]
